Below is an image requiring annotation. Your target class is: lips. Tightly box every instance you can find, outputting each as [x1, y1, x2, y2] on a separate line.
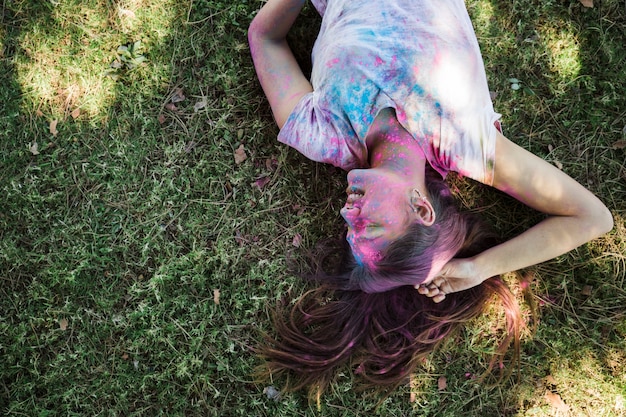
[346, 192, 364, 204]
[345, 185, 364, 207]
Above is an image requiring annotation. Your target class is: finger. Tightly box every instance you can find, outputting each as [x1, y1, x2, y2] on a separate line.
[417, 285, 436, 297]
[431, 278, 446, 288]
[424, 286, 443, 298]
[416, 285, 429, 294]
[431, 279, 451, 294]
[424, 284, 437, 296]
[432, 293, 446, 303]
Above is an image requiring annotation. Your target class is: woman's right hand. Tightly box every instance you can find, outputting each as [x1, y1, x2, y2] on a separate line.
[415, 257, 485, 303]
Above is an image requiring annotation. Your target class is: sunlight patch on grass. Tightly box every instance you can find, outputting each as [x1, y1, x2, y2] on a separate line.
[540, 26, 582, 87]
[469, 0, 494, 33]
[14, 0, 178, 121]
[516, 350, 626, 416]
[0, 28, 5, 59]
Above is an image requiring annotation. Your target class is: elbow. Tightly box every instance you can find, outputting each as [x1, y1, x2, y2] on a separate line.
[597, 205, 614, 236]
[248, 18, 274, 53]
[248, 19, 260, 48]
[248, 14, 267, 47]
[586, 202, 614, 239]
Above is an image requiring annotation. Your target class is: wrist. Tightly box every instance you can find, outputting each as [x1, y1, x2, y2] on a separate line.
[470, 252, 497, 282]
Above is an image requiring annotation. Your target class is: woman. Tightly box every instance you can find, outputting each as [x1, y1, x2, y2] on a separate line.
[248, 0, 613, 399]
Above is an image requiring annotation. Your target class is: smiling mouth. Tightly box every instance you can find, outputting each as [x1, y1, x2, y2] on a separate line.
[346, 190, 364, 204]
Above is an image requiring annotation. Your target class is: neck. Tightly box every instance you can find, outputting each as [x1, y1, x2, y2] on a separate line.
[365, 110, 428, 190]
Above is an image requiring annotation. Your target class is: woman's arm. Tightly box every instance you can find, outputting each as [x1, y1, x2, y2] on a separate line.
[248, 0, 313, 128]
[419, 131, 613, 302]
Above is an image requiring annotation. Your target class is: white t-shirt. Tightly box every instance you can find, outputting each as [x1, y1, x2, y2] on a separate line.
[277, 0, 501, 185]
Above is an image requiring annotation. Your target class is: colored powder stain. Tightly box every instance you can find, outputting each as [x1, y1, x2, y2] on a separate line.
[371, 154, 383, 164]
[412, 83, 425, 96]
[374, 56, 384, 67]
[326, 57, 340, 68]
[434, 101, 442, 116]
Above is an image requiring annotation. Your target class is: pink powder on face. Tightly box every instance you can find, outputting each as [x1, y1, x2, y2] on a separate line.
[354, 244, 383, 268]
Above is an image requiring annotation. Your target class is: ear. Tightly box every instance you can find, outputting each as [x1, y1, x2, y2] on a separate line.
[411, 190, 436, 226]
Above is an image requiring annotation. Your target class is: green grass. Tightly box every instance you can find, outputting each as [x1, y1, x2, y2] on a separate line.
[1, 0, 625, 415]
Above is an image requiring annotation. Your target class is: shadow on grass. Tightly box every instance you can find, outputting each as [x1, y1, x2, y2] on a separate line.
[0, 0, 226, 414]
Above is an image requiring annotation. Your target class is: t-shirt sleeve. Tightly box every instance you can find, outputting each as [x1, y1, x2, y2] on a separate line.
[277, 93, 365, 170]
[310, 0, 327, 16]
[436, 106, 500, 186]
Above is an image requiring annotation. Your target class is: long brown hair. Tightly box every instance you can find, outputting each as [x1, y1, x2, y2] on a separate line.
[255, 170, 523, 401]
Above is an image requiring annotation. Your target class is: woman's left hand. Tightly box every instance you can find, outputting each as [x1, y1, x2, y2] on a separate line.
[415, 258, 484, 303]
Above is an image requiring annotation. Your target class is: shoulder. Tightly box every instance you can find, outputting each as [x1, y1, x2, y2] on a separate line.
[278, 93, 367, 170]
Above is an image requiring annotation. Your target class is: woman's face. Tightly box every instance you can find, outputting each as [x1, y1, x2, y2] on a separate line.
[340, 168, 417, 266]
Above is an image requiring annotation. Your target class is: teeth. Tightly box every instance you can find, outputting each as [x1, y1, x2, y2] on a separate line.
[346, 193, 363, 203]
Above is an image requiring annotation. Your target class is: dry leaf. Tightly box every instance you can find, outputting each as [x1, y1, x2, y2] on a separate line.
[171, 88, 186, 103]
[165, 103, 177, 112]
[265, 157, 278, 171]
[59, 318, 68, 331]
[213, 289, 220, 305]
[29, 142, 40, 155]
[234, 230, 245, 246]
[193, 98, 207, 112]
[545, 391, 569, 412]
[36, 109, 44, 117]
[292, 233, 302, 247]
[579, 0, 593, 7]
[234, 144, 247, 165]
[122, 353, 129, 360]
[612, 140, 626, 149]
[50, 119, 58, 137]
[554, 160, 563, 170]
[582, 285, 593, 296]
[184, 141, 197, 154]
[409, 374, 418, 403]
[119, 8, 136, 19]
[254, 176, 271, 190]
[157, 114, 166, 124]
[545, 375, 557, 386]
[437, 376, 447, 391]
[263, 386, 281, 401]
[70, 108, 81, 119]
